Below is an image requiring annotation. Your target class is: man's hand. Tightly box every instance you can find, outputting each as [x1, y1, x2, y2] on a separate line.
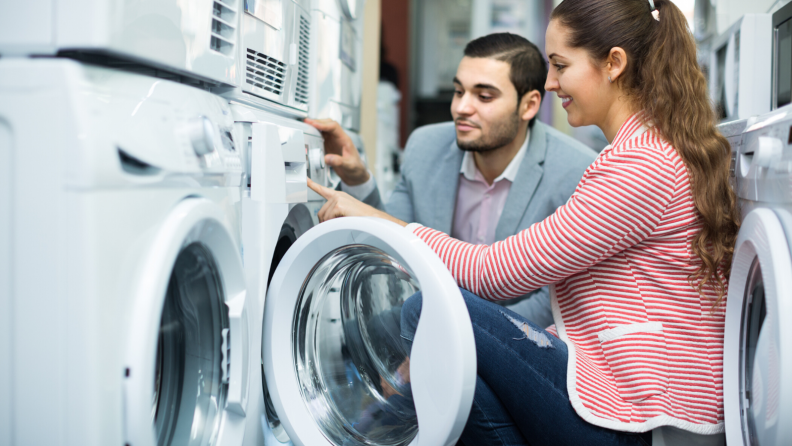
[304, 118, 370, 186]
[307, 179, 408, 227]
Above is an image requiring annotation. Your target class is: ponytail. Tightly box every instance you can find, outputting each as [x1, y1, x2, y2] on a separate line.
[552, 0, 740, 306]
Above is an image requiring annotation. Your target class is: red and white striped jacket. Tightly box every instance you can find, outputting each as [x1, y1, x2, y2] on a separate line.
[409, 114, 725, 434]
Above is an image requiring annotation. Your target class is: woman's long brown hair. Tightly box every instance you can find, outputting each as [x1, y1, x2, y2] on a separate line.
[552, 0, 740, 305]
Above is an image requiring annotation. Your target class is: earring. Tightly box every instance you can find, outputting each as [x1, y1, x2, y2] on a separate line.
[608, 76, 613, 83]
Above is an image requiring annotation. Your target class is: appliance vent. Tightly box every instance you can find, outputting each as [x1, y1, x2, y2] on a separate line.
[210, 0, 238, 55]
[246, 49, 287, 95]
[295, 15, 311, 105]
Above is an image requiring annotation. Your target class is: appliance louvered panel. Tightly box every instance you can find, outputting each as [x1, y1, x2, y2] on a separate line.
[211, 0, 238, 55]
[245, 48, 287, 95]
[295, 15, 310, 105]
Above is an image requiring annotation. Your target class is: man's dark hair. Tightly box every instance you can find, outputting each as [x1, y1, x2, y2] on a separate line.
[464, 33, 547, 127]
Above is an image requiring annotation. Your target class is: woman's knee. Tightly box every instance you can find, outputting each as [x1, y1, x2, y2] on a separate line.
[400, 291, 423, 344]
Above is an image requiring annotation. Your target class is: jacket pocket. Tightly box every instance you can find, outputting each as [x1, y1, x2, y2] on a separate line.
[598, 322, 669, 402]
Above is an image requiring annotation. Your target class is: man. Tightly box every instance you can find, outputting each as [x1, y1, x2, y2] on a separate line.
[307, 33, 596, 328]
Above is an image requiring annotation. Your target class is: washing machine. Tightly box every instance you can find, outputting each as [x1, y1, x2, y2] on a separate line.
[723, 106, 792, 446]
[228, 102, 335, 446]
[0, 0, 241, 86]
[218, 0, 313, 118]
[309, 0, 365, 132]
[227, 105, 477, 445]
[262, 216, 478, 446]
[0, 58, 256, 446]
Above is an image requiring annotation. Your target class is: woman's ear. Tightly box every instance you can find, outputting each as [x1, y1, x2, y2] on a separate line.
[519, 90, 542, 122]
[606, 47, 628, 83]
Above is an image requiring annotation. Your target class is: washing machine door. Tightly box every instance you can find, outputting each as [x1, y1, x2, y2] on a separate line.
[124, 198, 251, 446]
[725, 208, 792, 446]
[263, 217, 476, 446]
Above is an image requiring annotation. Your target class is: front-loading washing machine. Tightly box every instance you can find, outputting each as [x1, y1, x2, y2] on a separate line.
[228, 102, 342, 446]
[261, 217, 478, 446]
[227, 105, 479, 445]
[723, 107, 792, 446]
[0, 58, 256, 446]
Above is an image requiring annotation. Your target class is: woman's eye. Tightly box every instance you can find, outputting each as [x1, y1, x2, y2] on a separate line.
[554, 64, 566, 71]
[454, 90, 463, 96]
[480, 95, 492, 101]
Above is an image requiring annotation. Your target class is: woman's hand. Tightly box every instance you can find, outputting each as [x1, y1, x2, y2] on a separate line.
[307, 179, 408, 227]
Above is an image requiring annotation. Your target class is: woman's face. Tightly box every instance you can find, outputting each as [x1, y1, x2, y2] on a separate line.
[545, 20, 614, 128]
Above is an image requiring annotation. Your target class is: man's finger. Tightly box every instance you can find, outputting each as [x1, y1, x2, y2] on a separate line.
[307, 178, 336, 200]
[324, 154, 342, 167]
[304, 118, 338, 132]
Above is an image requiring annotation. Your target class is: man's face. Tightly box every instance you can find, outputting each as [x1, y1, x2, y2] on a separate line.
[451, 56, 521, 152]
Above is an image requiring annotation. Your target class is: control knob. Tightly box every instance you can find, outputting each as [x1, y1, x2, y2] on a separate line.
[187, 116, 216, 156]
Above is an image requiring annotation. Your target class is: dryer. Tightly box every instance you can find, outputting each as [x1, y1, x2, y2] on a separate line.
[218, 0, 313, 118]
[723, 106, 792, 446]
[0, 59, 255, 446]
[0, 0, 241, 86]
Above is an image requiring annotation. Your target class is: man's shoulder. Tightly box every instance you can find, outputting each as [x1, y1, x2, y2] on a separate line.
[535, 121, 598, 164]
[404, 122, 457, 159]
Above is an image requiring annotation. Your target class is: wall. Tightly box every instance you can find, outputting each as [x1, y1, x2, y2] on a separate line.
[381, 0, 411, 147]
[361, 0, 382, 169]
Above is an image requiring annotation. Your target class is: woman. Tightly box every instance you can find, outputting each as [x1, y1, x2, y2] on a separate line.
[308, 0, 739, 444]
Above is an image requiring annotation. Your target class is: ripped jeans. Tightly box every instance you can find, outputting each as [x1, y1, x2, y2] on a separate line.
[400, 288, 652, 446]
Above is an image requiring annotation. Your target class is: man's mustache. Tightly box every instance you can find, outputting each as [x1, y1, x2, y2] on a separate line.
[455, 119, 481, 128]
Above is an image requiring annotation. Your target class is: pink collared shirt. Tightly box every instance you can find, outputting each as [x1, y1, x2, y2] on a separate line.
[451, 129, 529, 245]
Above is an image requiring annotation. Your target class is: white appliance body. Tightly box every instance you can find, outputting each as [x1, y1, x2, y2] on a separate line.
[710, 14, 772, 122]
[0, 0, 240, 86]
[309, 0, 365, 131]
[0, 59, 256, 446]
[722, 107, 792, 446]
[219, 0, 312, 118]
[263, 217, 478, 446]
[229, 103, 345, 446]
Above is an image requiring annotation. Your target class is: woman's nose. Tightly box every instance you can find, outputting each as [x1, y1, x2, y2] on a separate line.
[545, 75, 559, 92]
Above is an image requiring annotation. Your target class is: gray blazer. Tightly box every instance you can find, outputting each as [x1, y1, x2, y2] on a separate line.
[361, 121, 597, 327]
[364, 120, 596, 240]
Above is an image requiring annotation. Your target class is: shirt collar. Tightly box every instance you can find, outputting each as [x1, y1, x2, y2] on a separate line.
[460, 127, 531, 183]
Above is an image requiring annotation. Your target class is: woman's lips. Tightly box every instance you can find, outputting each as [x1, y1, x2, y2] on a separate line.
[560, 96, 573, 109]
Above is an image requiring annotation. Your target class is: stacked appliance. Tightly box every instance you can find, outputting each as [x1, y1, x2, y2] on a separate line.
[709, 13, 772, 122]
[0, 58, 253, 446]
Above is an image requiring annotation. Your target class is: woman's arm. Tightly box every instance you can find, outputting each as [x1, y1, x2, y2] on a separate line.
[412, 146, 677, 301]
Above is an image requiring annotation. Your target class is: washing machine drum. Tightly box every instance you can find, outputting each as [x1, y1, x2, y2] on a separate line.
[154, 242, 228, 445]
[724, 209, 792, 446]
[263, 217, 477, 446]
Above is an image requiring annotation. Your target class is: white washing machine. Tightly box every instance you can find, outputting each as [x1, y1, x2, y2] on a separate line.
[723, 106, 792, 446]
[229, 102, 339, 446]
[218, 0, 313, 118]
[0, 59, 256, 446]
[261, 217, 477, 446]
[227, 106, 478, 445]
[309, 0, 365, 131]
[0, 0, 241, 86]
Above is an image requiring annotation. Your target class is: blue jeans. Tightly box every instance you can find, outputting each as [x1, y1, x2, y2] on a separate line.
[400, 288, 652, 446]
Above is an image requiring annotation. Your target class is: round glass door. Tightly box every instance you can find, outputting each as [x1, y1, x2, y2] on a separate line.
[294, 245, 420, 446]
[739, 258, 766, 445]
[153, 242, 229, 446]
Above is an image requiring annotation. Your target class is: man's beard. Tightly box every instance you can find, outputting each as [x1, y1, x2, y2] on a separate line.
[456, 110, 521, 152]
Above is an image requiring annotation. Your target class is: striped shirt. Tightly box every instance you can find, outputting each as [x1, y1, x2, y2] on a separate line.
[408, 114, 726, 434]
